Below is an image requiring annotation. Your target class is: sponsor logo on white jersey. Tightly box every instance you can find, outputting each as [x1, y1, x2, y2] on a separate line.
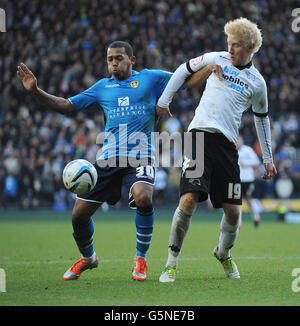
[223, 65, 249, 94]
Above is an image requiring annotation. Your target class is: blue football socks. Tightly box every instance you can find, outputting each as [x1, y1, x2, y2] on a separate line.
[135, 205, 154, 259]
[72, 217, 95, 258]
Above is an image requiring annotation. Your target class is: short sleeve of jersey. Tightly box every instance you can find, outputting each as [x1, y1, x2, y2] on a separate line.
[251, 78, 268, 116]
[68, 80, 102, 111]
[146, 69, 174, 98]
[187, 51, 219, 73]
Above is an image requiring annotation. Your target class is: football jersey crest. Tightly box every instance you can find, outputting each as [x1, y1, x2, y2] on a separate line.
[130, 81, 139, 88]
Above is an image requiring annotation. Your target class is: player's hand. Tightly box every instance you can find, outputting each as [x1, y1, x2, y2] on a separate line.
[156, 105, 173, 125]
[208, 64, 223, 81]
[17, 63, 38, 93]
[262, 162, 277, 180]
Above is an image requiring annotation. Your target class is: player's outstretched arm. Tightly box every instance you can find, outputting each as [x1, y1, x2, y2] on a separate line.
[156, 64, 222, 122]
[17, 63, 75, 115]
[183, 64, 222, 88]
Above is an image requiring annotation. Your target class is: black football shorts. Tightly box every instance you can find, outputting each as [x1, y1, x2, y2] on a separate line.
[180, 129, 242, 208]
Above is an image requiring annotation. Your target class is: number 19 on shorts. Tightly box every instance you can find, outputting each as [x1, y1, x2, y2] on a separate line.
[228, 183, 241, 199]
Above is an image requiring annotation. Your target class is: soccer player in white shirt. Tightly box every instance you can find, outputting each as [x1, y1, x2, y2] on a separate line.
[156, 17, 277, 282]
[236, 135, 261, 228]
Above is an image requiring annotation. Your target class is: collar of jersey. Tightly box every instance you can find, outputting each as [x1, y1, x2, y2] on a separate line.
[234, 61, 252, 70]
[108, 70, 139, 82]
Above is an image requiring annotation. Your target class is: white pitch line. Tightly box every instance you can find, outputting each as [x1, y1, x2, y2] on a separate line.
[0, 258, 128, 265]
[1, 255, 300, 266]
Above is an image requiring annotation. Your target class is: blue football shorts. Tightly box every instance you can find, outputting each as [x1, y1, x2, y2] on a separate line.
[77, 163, 156, 208]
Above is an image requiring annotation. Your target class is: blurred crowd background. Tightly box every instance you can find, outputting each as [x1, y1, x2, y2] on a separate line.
[0, 0, 299, 211]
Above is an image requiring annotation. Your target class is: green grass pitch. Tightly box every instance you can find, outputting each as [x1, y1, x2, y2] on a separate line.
[0, 208, 299, 306]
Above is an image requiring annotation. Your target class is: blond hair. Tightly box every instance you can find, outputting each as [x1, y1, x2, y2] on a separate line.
[224, 17, 262, 54]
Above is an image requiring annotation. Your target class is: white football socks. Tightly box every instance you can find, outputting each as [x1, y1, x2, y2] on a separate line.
[166, 209, 240, 266]
[250, 200, 260, 221]
[218, 214, 239, 260]
[167, 207, 192, 267]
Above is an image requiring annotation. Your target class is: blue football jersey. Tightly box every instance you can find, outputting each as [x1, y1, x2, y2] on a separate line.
[68, 69, 174, 162]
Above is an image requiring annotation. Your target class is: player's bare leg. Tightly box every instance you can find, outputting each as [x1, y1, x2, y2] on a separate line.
[131, 182, 154, 281]
[63, 199, 101, 280]
[160, 192, 198, 282]
[214, 203, 241, 279]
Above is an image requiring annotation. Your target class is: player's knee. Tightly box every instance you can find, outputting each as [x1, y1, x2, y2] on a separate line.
[134, 192, 152, 208]
[72, 207, 91, 224]
[71, 199, 100, 224]
[179, 193, 197, 215]
[224, 206, 241, 225]
[72, 210, 84, 223]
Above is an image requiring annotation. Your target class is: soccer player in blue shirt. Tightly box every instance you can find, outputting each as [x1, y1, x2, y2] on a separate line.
[17, 41, 208, 281]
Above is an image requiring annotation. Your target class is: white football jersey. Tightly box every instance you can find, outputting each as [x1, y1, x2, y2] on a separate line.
[187, 51, 268, 143]
[238, 144, 260, 182]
